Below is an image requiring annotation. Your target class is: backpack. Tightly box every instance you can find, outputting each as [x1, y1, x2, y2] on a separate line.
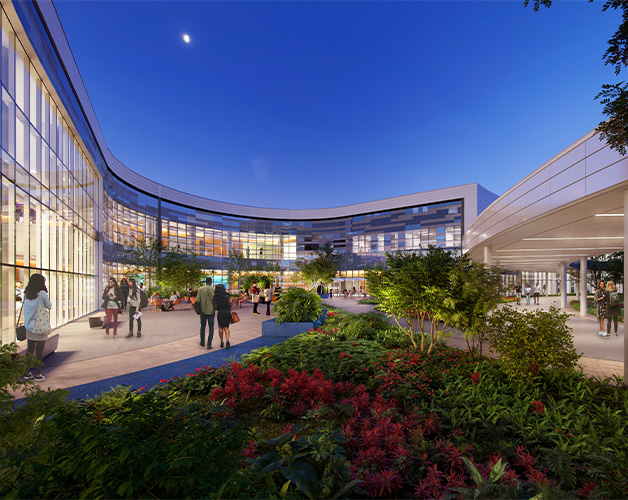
[139, 290, 148, 309]
[194, 296, 202, 315]
[609, 291, 620, 307]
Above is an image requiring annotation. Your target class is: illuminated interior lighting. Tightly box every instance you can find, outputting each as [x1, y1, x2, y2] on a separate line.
[595, 213, 624, 217]
[496, 247, 624, 252]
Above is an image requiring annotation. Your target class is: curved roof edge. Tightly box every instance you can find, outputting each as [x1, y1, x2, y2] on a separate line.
[464, 128, 628, 271]
[33, 1, 494, 224]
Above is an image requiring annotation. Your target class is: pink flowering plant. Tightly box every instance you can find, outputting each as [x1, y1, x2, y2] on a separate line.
[3, 309, 628, 498]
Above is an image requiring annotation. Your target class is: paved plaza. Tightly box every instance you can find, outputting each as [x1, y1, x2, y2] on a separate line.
[10, 296, 625, 401]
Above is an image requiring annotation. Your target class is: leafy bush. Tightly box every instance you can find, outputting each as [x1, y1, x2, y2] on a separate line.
[0, 343, 68, 479]
[273, 288, 323, 323]
[243, 331, 384, 384]
[487, 305, 581, 378]
[0, 386, 248, 499]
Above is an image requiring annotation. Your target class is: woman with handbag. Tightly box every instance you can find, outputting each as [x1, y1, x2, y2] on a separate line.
[251, 282, 260, 315]
[102, 277, 122, 338]
[213, 284, 232, 349]
[23, 273, 52, 382]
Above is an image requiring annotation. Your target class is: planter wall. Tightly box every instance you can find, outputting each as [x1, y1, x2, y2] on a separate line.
[262, 310, 326, 338]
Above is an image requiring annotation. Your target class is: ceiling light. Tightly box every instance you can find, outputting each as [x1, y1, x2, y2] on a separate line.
[595, 213, 624, 217]
[523, 237, 623, 241]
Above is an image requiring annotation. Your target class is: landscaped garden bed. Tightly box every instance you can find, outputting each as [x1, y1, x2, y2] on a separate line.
[2, 307, 628, 499]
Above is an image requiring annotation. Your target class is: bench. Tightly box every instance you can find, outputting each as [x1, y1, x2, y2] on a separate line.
[18, 333, 59, 360]
[88, 314, 105, 329]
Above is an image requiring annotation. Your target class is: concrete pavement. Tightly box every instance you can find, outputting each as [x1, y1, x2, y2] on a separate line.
[11, 295, 625, 401]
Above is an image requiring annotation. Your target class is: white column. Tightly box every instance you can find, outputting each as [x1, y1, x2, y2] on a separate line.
[579, 257, 587, 317]
[560, 262, 567, 309]
[483, 245, 492, 266]
[545, 272, 549, 296]
[624, 190, 628, 382]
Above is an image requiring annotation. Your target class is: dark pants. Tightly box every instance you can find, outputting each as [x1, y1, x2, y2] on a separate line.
[253, 301, 259, 314]
[200, 313, 215, 345]
[607, 316, 619, 334]
[129, 306, 142, 333]
[26, 339, 45, 376]
[266, 300, 271, 314]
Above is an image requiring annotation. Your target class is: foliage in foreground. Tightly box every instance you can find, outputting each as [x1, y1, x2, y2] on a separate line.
[1, 386, 248, 499]
[2, 311, 628, 499]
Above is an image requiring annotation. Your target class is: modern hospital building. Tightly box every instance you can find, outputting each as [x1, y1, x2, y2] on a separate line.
[1, 0, 627, 346]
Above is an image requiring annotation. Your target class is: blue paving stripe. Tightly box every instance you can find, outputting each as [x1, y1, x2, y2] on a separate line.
[12, 337, 287, 405]
[64, 336, 287, 401]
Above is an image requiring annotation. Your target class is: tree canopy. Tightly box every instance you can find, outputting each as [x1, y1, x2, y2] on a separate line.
[292, 243, 342, 289]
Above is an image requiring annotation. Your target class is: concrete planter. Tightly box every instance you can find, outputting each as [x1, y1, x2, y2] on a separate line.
[262, 310, 327, 338]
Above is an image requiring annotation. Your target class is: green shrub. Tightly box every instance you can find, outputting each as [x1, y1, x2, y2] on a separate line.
[0, 386, 248, 499]
[243, 332, 384, 384]
[0, 343, 68, 477]
[487, 306, 580, 378]
[273, 288, 323, 323]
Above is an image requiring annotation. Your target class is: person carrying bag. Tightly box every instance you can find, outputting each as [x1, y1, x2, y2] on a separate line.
[22, 273, 53, 382]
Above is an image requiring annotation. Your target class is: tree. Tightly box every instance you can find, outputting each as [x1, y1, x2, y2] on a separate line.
[588, 252, 624, 289]
[526, 0, 628, 153]
[292, 243, 342, 289]
[124, 236, 163, 287]
[447, 256, 505, 356]
[365, 246, 459, 353]
[226, 249, 251, 290]
[159, 247, 205, 292]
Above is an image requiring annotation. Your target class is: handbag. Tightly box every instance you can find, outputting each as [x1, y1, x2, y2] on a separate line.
[252, 294, 260, 303]
[16, 303, 26, 341]
[31, 295, 51, 336]
[231, 311, 240, 324]
[193, 296, 202, 315]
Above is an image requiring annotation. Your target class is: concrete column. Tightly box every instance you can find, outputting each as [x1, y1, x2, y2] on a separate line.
[560, 262, 567, 309]
[545, 272, 549, 296]
[483, 245, 492, 266]
[579, 257, 587, 317]
[624, 190, 628, 382]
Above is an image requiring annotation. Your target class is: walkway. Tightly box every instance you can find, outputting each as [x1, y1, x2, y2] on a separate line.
[11, 296, 624, 401]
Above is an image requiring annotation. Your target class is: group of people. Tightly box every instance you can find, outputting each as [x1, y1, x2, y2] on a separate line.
[196, 277, 233, 349]
[514, 283, 543, 305]
[595, 280, 622, 338]
[102, 277, 148, 339]
[250, 282, 281, 316]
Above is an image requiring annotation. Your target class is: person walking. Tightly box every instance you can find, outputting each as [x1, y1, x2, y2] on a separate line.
[126, 278, 146, 338]
[604, 280, 621, 338]
[120, 277, 130, 310]
[22, 273, 52, 382]
[524, 283, 531, 305]
[264, 283, 272, 316]
[213, 283, 232, 349]
[533, 283, 541, 305]
[102, 277, 122, 339]
[197, 277, 215, 348]
[595, 281, 607, 336]
[515, 283, 522, 305]
[251, 282, 260, 315]
[273, 283, 282, 302]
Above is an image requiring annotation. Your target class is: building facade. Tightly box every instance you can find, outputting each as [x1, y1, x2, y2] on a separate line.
[0, 0, 497, 344]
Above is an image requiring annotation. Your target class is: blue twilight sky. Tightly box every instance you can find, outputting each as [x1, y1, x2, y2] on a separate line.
[54, 0, 620, 210]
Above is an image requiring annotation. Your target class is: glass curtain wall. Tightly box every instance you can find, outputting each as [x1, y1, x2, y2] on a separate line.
[0, 8, 99, 344]
[102, 175, 463, 293]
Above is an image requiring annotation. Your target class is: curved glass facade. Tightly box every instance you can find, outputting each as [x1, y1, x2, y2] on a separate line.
[0, 0, 491, 343]
[0, 5, 99, 343]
